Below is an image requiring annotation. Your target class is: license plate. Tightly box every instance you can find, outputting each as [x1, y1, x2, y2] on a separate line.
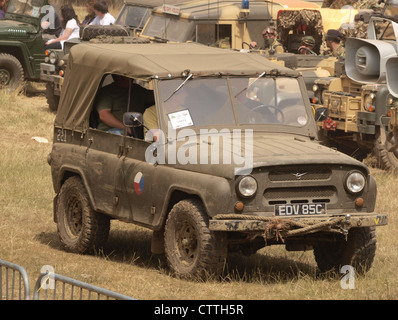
[275, 203, 326, 216]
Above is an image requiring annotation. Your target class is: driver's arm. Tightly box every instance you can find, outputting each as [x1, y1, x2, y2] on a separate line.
[98, 109, 132, 135]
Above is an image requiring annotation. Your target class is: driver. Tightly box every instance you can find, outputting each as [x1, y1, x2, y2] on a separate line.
[298, 36, 316, 55]
[235, 84, 281, 124]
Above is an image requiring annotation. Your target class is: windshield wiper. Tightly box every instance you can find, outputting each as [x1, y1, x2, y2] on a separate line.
[234, 71, 266, 99]
[164, 73, 193, 102]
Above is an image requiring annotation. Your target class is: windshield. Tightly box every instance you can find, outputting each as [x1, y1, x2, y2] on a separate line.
[115, 5, 151, 29]
[142, 15, 195, 42]
[159, 77, 309, 130]
[6, 0, 45, 17]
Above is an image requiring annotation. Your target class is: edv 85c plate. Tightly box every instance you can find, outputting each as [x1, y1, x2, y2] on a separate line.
[275, 203, 326, 216]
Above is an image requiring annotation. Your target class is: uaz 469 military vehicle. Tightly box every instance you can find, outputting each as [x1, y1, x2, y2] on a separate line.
[48, 42, 387, 279]
[0, 0, 48, 90]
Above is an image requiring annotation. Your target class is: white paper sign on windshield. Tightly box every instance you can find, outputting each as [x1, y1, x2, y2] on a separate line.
[168, 109, 194, 129]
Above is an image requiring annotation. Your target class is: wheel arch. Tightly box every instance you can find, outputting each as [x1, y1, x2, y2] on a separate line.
[0, 44, 33, 78]
[57, 166, 98, 211]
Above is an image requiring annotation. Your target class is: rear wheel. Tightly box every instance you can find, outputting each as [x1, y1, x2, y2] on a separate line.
[164, 199, 227, 279]
[374, 129, 398, 170]
[56, 176, 110, 254]
[0, 53, 24, 91]
[313, 227, 376, 274]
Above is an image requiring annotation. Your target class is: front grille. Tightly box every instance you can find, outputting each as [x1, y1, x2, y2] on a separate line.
[264, 186, 336, 205]
[268, 166, 332, 181]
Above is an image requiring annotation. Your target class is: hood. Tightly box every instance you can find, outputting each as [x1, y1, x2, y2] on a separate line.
[0, 19, 37, 37]
[153, 132, 367, 179]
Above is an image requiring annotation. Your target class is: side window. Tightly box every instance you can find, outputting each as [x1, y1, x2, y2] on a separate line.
[90, 74, 155, 139]
[196, 24, 232, 48]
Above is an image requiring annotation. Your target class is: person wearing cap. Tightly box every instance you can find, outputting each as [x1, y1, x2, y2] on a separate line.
[325, 29, 345, 58]
[250, 26, 283, 53]
[298, 36, 316, 55]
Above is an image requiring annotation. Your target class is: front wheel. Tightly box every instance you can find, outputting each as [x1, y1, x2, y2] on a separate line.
[313, 227, 376, 275]
[164, 199, 227, 279]
[56, 176, 110, 254]
[0, 53, 24, 91]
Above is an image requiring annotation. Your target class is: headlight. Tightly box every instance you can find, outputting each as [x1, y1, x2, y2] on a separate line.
[49, 52, 57, 64]
[364, 94, 375, 112]
[236, 176, 257, 198]
[387, 94, 395, 106]
[345, 171, 366, 194]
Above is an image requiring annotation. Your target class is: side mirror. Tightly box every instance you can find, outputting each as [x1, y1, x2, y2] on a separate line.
[314, 107, 328, 122]
[123, 112, 143, 127]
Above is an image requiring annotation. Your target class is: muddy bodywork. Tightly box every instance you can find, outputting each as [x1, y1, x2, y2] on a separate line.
[49, 43, 387, 280]
[49, 42, 386, 243]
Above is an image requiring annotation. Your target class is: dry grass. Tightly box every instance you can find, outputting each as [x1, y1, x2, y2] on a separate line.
[1, 89, 398, 300]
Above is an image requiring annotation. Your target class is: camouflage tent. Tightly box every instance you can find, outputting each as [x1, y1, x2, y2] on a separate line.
[277, 9, 324, 53]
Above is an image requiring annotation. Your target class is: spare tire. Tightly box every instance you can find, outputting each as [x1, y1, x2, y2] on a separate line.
[80, 25, 129, 41]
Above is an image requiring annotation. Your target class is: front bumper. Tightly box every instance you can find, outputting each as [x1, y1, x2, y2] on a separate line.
[209, 213, 388, 233]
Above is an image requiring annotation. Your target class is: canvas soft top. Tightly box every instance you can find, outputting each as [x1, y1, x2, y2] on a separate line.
[55, 42, 298, 132]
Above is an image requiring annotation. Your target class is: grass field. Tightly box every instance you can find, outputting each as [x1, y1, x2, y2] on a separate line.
[0, 88, 397, 301]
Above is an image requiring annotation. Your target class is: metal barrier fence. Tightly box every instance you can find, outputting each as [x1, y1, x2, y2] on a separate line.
[1, 259, 135, 300]
[0, 259, 31, 300]
[33, 272, 135, 300]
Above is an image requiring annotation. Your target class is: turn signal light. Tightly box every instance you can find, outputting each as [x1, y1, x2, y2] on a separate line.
[234, 201, 244, 211]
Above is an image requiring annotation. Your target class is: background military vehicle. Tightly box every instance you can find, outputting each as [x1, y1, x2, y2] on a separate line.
[49, 42, 387, 279]
[139, 0, 361, 99]
[0, 0, 49, 90]
[313, 0, 398, 170]
[40, 0, 182, 111]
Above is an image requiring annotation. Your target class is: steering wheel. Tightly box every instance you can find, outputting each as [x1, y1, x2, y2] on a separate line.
[249, 104, 285, 123]
[298, 47, 317, 56]
[242, 41, 254, 50]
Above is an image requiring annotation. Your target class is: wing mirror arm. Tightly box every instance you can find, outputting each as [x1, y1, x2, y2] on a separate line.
[123, 112, 150, 131]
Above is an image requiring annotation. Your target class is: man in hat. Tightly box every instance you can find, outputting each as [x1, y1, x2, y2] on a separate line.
[298, 36, 316, 55]
[325, 29, 345, 58]
[250, 26, 284, 53]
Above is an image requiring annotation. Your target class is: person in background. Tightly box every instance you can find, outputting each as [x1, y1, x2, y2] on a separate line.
[325, 29, 345, 58]
[250, 26, 283, 53]
[44, 5, 80, 50]
[90, 0, 115, 26]
[0, 0, 7, 19]
[81, 0, 96, 26]
[298, 36, 316, 55]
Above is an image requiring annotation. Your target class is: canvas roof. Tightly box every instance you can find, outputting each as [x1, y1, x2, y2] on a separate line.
[56, 42, 298, 132]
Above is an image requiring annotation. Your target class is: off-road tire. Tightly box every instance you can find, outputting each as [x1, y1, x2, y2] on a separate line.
[374, 129, 398, 170]
[45, 82, 60, 112]
[0, 53, 24, 91]
[56, 176, 110, 254]
[164, 199, 227, 279]
[313, 227, 376, 275]
[80, 25, 129, 41]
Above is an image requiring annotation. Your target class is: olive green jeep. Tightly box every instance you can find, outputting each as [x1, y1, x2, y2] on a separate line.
[0, 0, 49, 90]
[48, 42, 387, 279]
